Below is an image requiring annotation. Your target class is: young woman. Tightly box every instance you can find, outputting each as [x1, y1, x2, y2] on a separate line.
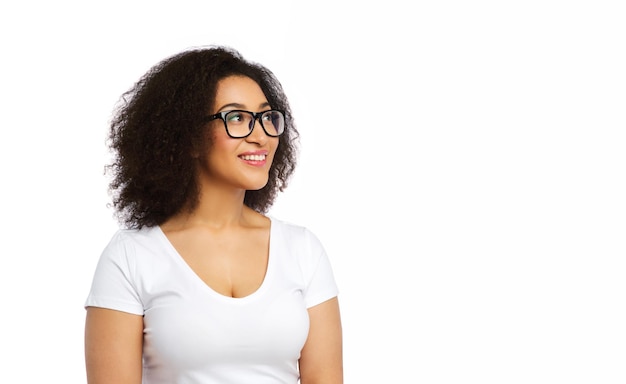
[84, 46, 343, 384]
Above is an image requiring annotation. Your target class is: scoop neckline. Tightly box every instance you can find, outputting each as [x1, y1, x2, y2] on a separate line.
[154, 216, 276, 303]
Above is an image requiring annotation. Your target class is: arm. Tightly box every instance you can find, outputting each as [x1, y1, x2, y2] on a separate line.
[299, 297, 343, 384]
[84, 307, 144, 384]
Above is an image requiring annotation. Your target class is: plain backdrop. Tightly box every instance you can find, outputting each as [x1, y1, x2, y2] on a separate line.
[1, 1, 624, 383]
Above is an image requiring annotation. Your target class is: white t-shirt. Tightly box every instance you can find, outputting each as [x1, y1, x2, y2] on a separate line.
[85, 216, 338, 384]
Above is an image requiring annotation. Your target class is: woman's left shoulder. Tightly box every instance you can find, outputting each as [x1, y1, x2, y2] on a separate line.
[270, 216, 307, 235]
[270, 216, 324, 247]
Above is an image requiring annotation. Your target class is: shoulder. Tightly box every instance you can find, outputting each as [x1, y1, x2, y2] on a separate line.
[270, 217, 339, 305]
[270, 216, 328, 262]
[101, 226, 164, 261]
[106, 226, 159, 247]
[270, 216, 319, 242]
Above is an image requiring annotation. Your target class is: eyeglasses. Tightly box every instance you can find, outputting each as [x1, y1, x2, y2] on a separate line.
[206, 109, 285, 138]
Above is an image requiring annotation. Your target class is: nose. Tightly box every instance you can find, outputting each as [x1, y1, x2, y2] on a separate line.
[245, 117, 268, 144]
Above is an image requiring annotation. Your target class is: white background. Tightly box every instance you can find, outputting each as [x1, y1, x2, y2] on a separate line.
[1, 1, 624, 383]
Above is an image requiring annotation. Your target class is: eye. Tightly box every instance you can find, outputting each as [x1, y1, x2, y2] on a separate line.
[226, 111, 245, 123]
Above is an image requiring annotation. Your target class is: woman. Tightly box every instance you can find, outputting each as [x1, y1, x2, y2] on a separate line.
[84, 46, 343, 384]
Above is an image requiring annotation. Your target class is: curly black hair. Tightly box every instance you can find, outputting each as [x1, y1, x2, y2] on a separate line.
[106, 45, 299, 229]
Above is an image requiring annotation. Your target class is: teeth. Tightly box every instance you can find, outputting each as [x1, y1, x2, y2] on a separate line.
[240, 154, 266, 161]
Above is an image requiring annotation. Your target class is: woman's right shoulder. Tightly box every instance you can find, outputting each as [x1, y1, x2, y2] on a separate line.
[101, 226, 164, 260]
[106, 226, 153, 245]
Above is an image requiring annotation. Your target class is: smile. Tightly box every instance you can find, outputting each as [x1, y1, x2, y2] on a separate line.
[239, 154, 267, 161]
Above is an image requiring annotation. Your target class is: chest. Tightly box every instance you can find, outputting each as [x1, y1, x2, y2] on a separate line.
[143, 289, 310, 368]
[139, 247, 311, 379]
[167, 229, 270, 298]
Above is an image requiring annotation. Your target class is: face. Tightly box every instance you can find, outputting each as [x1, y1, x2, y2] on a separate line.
[199, 75, 279, 192]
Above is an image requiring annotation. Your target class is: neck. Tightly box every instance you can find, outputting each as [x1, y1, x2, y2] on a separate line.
[164, 184, 253, 231]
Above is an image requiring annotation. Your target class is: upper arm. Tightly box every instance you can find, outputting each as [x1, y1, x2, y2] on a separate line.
[84, 307, 144, 384]
[299, 296, 343, 384]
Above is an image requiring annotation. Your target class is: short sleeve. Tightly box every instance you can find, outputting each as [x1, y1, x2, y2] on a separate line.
[84, 231, 144, 315]
[302, 229, 339, 308]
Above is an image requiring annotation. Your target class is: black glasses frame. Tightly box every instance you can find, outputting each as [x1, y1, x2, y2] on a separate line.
[206, 109, 285, 138]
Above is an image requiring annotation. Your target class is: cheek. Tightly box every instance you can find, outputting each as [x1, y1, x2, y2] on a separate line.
[209, 130, 238, 153]
[209, 126, 226, 143]
[269, 140, 280, 161]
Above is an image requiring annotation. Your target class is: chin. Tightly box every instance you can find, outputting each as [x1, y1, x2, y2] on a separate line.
[245, 178, 270, 191]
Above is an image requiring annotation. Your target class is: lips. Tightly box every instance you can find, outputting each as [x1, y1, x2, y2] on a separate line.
[238, 151, 268, 166]
[239, 154, 267, 161]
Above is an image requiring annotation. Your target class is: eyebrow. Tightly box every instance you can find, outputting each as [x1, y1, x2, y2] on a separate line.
[217, 102, 271, 111]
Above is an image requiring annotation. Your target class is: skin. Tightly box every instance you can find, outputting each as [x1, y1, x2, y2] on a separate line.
[85, 75, 343, 384]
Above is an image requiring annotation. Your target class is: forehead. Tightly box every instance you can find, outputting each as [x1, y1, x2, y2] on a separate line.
[213, 75, 268, 109]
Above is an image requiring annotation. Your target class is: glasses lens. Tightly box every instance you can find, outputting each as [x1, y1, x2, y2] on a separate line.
[224, 111, 254, 138]
[261, 110, 285, 136]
